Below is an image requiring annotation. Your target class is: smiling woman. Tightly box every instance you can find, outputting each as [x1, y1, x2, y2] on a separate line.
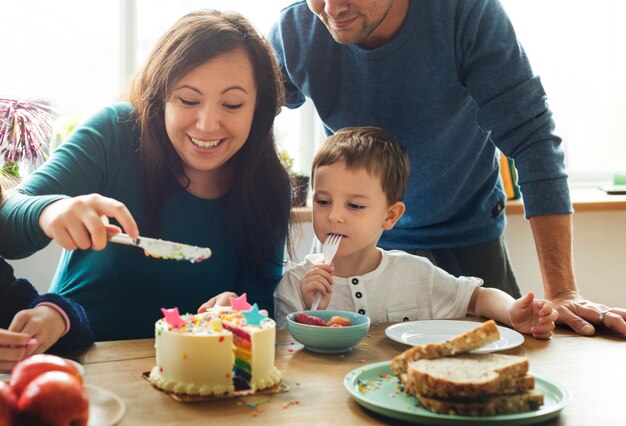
[0, 9, 292, 342]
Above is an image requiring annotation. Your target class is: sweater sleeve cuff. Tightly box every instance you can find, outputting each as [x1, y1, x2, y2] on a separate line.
[35, 302, 71, 336]
[518, 178, 573, 218]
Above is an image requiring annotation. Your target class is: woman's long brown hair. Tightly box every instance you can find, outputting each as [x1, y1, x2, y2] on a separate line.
[129, 10, 290, 283]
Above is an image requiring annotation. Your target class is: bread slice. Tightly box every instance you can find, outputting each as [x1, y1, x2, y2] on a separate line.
[390, 320, 543, 416]
[414, 373, 535, 399]
[415, 389, 544, 416]
[405, 353, 530, 399]
[390, 320, 500, 379]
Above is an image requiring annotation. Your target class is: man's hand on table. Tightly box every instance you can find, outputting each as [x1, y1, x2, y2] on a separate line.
[551, 291, 626, 337]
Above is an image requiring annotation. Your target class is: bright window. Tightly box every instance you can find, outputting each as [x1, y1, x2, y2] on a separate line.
[0, 0, 311, 175]
[501, 0, 626, 182]
[2, 1, 624, 182]
[1, 1, 120, 118]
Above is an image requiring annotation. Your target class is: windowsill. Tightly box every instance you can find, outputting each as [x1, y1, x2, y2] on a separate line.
[291, 187, 626, 223]
[505, 187, 626, 215]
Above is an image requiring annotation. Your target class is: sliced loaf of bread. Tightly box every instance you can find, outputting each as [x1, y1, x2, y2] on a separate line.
[390, 320, 543, 416]
[405, 353, 530, 399]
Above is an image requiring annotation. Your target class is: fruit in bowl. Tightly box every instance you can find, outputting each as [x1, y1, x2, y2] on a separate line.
[286, 310, 370, 353]
[326, 316, 352, 327]
[294, 313, 327, 326]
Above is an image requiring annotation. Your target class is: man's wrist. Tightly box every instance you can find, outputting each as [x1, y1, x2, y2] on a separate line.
[546, 289, 581, 301]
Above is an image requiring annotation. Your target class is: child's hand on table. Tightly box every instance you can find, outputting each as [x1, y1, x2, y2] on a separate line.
[0, 305, 66, 371]
[9, 305, 67, 356]
[509, 292, 559, 339]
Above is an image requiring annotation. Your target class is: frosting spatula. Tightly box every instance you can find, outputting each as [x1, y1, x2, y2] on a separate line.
[107, 232, 211, 263]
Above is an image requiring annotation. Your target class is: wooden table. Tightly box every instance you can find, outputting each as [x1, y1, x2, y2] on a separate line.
[65, 321, 624, 425]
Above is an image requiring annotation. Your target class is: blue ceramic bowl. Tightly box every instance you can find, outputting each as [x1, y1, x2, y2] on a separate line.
[286, 310, 371, 353]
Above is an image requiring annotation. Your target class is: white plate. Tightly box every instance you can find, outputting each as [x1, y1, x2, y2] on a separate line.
[86, 384, 126, 426]
[385, 320, 524, 353]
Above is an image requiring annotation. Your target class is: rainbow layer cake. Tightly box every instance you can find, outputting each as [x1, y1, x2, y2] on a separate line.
[148, 296, 280, 396]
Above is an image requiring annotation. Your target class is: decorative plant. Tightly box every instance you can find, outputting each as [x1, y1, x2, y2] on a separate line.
[0, 98, 54, 177]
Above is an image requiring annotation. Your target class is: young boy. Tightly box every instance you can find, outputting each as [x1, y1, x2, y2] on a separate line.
[0, 175, 93, 372]
[274, 127, 558, 338]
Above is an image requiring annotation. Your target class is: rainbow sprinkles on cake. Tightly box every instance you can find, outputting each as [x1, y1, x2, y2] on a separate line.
[149, 294, 281, 396]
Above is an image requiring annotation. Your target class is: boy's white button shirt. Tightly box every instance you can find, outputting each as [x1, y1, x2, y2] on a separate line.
[274, 248, 482, 329]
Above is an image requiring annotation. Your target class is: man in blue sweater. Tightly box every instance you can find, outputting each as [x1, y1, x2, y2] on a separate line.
[268, 0, 626, 336]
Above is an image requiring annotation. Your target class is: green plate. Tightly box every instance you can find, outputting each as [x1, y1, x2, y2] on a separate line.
[343, 361, 571, 425]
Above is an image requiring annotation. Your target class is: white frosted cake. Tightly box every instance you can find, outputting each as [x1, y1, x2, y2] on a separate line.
[149, 306, 280, 396]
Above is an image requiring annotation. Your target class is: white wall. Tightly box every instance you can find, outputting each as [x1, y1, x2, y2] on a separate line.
[10, 242, 62, 293]
[11, 210, 626, 308]
[505, 210, 626, 308]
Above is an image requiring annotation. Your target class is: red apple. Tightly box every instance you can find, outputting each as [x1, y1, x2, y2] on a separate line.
[10, 354, 82, 398]
[18, 371, 89, 426]
[0, 381, 18, 426]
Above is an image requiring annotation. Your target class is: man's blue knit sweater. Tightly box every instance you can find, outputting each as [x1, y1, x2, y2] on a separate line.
[269, 0, 572, 249]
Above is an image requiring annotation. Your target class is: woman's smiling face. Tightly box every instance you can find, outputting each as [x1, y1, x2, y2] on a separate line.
[165, 49, 257, 194]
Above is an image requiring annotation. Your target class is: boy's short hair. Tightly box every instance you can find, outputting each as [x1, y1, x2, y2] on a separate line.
[311, 126, 410, 204]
